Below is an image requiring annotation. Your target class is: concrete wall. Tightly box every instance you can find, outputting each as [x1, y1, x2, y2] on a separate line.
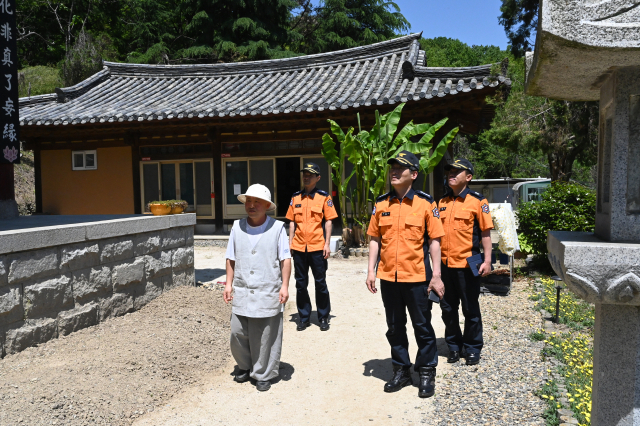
[41, 147, 135, 215]
[0, 215, 195, 358]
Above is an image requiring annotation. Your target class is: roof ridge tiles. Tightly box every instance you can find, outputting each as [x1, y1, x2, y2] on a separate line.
[103, 33, 421, 78]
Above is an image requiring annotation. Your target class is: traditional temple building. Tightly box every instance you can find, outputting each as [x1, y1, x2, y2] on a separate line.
[18, 33, 509, 232]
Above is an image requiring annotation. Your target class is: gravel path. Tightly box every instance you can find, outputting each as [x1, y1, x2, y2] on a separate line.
[433, 279, 547, 425]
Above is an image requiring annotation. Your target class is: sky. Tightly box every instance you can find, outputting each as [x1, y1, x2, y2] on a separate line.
[393, 0, 509, 48]
[308, 0, 510, 49]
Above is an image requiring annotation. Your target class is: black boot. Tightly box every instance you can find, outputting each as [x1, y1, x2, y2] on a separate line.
[384, 365, 412, 393]
[417, 367, 436, 398]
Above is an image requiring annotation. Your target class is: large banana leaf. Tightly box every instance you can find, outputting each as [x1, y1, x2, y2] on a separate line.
[422, 126, 459, 173]
[321, 133, 341, 188]
[394, 118, 448, 156]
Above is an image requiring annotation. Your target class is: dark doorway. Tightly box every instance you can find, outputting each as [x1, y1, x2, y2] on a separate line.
[276, 157, 301, 216]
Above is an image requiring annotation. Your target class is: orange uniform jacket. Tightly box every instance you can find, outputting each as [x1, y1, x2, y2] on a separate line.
[367, 189, 445, 283]
[286, 187, 338, 252]
[438, 187, 494, 268]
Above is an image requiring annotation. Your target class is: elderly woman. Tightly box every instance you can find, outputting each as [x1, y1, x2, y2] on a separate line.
[223, 184, 292, 392]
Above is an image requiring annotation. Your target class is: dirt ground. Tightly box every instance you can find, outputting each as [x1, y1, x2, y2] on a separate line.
[0, 245, 544, 426]
[0, 285, 232, 425]
[136, 246, 446, 426]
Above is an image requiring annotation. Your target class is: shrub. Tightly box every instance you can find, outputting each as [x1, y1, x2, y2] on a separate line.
[516, 182, 596, 256]
[18, 66, 63, 98]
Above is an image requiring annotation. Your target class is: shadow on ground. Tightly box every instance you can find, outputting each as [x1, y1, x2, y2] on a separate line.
[231, 362, 295, 384]
[287, 312, 336, 327]
[196, 268, 226, 283]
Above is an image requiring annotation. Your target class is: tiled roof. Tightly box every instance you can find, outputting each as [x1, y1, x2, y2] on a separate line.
[18, 33, 509, 127]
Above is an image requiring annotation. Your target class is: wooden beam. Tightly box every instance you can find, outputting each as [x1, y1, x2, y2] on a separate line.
[34, 147, 42, 213]
[128, 132, 142, 214]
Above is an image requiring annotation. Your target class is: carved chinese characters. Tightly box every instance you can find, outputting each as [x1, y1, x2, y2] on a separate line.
[0, 0, 18, 164]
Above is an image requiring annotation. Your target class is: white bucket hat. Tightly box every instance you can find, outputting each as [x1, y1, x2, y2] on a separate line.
[237, 184, 277, 211]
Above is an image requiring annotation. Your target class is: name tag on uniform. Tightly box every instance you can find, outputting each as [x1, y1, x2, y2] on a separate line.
[295, 204, 302, 208]
[381, 212, 391, 216]
[440, 207, 446, 211]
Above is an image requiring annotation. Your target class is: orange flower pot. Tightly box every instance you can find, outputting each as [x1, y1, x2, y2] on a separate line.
[149, 204, 172, 215]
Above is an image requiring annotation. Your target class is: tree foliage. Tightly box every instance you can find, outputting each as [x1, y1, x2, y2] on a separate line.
[481, 58, 599, 182]
[419, 37, 505, 67]
[291, 0, 410, 54]
[516, 182, 596, 255]
[16, 0, 411, 69]
[498, 0, 538, 58]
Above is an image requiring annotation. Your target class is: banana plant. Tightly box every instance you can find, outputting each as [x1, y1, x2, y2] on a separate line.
[322, 102, 459, 237]
[321, 121, 356, 228]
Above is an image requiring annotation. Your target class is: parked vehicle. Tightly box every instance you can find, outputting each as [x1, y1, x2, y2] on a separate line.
[511, 179, 551, 210]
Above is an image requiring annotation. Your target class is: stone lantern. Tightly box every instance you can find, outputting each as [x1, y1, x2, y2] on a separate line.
[526, 1, 640, 424]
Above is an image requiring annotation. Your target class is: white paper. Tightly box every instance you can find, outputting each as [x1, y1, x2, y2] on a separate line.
[234, 184, 241, 195]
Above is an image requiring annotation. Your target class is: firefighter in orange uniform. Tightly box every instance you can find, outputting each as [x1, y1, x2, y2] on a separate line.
[365, 151, 445, 398]
[286, 162, 338, 332]
[438, 159, 494, 366]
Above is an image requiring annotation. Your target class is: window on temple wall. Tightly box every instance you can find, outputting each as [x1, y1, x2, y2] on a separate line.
[72, 150, 97, 170]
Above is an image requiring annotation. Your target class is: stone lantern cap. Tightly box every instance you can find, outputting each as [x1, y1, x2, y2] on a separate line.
[525, 0, 640, 101]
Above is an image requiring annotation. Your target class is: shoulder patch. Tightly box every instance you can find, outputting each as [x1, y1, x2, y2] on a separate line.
[482, 203, 490, 214]
[372, 206, 376, 215]
[327, 198, 333, 207]
[468, 190, 486, 201]
[376, 192, 391, 202]
[432, 206, 440, 218]
[316, 189, 328, 196]
[415, 190, 434, 202]
[290, 198, 293, 206]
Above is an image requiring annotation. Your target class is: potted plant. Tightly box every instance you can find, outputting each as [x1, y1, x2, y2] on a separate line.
[147, 200, 188, 215]
[169, 200, 188, 214]
[148, 201, 172, 215]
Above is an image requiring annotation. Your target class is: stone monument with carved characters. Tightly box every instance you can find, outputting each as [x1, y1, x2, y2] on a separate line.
[0, 0, 19, 219]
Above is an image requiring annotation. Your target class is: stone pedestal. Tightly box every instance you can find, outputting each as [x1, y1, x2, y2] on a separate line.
[548, 232, 640, 425]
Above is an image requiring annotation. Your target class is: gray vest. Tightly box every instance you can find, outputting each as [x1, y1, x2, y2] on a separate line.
[231, 216, 284, 318]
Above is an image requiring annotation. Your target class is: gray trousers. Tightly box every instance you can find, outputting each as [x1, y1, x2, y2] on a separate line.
[230, 312, 283, 381]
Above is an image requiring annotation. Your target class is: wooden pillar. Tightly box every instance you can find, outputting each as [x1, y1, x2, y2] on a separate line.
[128, 132, 141, 214]
[34, 147, 42, 213]
[209, 127, 223, 230]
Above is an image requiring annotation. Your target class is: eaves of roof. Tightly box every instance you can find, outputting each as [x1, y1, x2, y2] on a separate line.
[18, 33, 510, 127]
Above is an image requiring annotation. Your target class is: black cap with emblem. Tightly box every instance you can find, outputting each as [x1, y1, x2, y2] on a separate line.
[387, 150, 419, 171]
[301, 162, 321, 175]
[444, 158, 474, 175]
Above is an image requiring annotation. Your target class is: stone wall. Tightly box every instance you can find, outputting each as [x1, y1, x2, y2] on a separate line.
[0, 215, 195, 357]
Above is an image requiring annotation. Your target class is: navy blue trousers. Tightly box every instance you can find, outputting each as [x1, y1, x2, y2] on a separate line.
[292, 249, 331, 322]
[440, 263, 484, 354]
[380, 280, 438, 369]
